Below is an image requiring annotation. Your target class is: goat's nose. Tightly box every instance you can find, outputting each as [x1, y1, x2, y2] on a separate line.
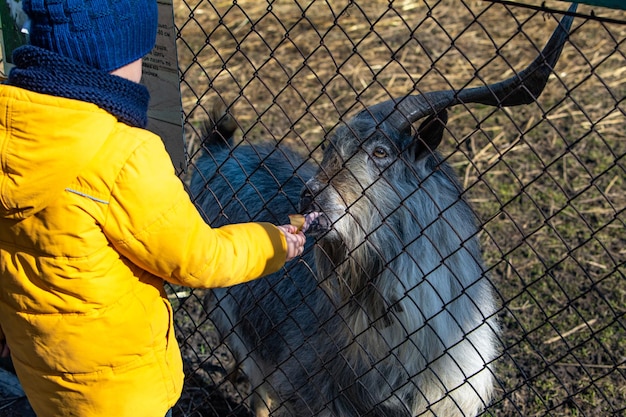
[301, 178, 325, 211]
[299, 187, 314, 212]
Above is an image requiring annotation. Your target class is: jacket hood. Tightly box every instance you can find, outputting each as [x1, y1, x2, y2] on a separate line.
[0, 86, 118, 219]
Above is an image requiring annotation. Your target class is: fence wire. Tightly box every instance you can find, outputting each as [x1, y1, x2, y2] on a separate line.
[171, 1, 625, 416]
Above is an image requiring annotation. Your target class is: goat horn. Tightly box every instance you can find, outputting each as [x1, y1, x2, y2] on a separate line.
[360, 3, 577, 131]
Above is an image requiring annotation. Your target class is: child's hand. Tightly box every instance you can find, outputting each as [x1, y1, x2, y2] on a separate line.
[277, 212, 321, 261]
[276, 225, 306, 262]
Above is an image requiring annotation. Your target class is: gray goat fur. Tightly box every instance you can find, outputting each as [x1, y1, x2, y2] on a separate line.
[190, 7, 575, 417]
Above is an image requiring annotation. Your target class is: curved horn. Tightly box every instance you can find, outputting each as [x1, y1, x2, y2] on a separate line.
[361, 3, 577, 131]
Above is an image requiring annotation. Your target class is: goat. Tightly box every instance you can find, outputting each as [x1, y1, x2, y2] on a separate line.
[190, 6, 576, 417]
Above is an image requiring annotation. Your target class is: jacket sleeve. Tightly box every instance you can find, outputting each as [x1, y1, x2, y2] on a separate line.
[102, 135, 287, 288]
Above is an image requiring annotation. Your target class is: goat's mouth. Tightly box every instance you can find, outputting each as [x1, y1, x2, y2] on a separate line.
[302, 210, 331, 236]
[299, 191, 333, 236]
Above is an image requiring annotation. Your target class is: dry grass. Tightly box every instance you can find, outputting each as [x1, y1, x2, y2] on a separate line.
[171, 1, 626, 416]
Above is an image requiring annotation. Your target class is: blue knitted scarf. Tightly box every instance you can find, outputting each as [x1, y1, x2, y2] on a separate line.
[8, 46, 150, 128]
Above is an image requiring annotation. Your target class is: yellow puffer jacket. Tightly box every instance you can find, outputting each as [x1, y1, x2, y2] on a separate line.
[0, 85, 287, 416]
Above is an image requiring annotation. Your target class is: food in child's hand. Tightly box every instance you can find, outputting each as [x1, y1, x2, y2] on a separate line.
[288, 214, 306, 232]
[288, 212, 322, 233]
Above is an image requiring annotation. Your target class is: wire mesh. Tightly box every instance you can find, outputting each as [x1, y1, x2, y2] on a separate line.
[171, 1, 625, 416]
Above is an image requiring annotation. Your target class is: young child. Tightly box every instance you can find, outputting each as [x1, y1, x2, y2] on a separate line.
[0, 0, 308, 416]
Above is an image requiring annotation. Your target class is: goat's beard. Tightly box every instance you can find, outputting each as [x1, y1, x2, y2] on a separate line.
[314, 222, 396, 325]
[312, 181, 410, 333]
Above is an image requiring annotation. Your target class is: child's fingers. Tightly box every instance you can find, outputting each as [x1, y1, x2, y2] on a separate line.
[277, 224, 298, 235]
[302, 212, 321, 232]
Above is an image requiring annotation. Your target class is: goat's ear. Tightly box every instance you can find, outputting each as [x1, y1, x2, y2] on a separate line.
[409, 110, 448, 160]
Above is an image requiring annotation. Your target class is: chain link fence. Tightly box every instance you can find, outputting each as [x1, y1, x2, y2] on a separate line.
[171, 1, 625, 416]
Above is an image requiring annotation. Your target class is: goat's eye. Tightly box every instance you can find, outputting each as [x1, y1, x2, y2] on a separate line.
[372, 147, 388, 159]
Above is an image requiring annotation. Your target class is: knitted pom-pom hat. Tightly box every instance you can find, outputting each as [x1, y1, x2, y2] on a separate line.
[23, 0, 158, 72]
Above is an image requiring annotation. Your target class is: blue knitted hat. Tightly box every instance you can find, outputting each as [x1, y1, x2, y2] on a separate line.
[23, 0, 158, 72]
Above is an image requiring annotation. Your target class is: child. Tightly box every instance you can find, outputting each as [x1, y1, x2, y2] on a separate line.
[0, 0, 308, 416]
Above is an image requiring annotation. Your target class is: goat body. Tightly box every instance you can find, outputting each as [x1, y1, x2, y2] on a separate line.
[190, 8, 575, 416]
[192, 108, 496, 417]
